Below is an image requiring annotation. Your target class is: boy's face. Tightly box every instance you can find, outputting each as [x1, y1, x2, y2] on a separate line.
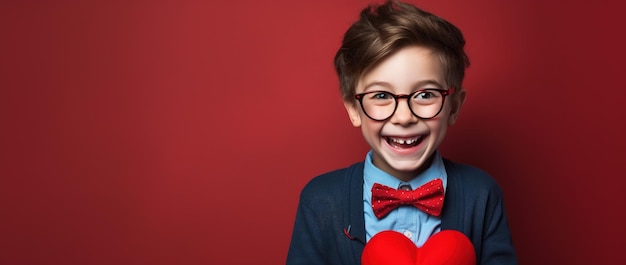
[344, 45, 465, 181]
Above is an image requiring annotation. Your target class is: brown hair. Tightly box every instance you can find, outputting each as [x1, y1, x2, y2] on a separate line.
[334, 0, 470, 103]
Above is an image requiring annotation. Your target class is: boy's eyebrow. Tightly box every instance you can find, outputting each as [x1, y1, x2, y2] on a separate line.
[363, 80, 445, 92]
[363, 81, 392, 91]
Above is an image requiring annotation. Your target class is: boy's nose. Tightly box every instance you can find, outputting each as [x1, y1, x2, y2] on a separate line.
[390, 99, 418, 125]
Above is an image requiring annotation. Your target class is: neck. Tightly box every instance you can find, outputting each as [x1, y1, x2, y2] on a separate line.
[374, 153, 436, 182]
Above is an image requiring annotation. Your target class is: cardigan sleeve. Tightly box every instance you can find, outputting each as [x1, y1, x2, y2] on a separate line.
[286, 171, 351, 265]
[286, 195, 328, 265]
[480, 184, 518, 265]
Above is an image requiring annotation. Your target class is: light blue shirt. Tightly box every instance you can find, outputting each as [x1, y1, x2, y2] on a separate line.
[363, 150, 448, 247]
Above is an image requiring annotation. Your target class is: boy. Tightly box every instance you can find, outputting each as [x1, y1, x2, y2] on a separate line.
[286, 1, 517, 264]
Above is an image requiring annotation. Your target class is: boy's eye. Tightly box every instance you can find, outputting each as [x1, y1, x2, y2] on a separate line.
[370, 92, 393, 100]
[413, 90, 438, 100]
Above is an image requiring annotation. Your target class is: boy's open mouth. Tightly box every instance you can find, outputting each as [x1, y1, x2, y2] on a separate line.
[385, 136, 423, 149]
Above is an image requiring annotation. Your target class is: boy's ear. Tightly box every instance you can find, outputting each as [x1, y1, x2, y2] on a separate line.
[344, 101, 362, 127]
[447, 89, 466, 126]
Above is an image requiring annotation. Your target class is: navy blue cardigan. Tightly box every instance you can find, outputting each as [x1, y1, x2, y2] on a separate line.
[286, 159, 517, 264]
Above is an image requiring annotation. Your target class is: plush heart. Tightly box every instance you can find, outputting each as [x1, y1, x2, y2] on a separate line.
[361, 230, 476, 265]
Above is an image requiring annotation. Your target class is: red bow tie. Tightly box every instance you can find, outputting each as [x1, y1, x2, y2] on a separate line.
[371, 179, 444, 218]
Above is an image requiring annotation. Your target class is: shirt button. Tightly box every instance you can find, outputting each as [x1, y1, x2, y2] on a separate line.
[403, 230, 413, 238]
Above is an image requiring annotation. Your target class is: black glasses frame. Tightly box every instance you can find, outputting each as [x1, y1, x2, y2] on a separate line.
[354, 87, 455, 121]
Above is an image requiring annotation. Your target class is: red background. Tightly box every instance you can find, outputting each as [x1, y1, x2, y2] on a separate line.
[1, 0, 625, 264]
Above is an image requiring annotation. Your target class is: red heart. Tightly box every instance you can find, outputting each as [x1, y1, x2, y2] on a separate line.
[361, 230, 476, 265]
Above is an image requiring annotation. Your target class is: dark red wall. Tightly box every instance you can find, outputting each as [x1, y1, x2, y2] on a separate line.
[2, 0, 625, 264]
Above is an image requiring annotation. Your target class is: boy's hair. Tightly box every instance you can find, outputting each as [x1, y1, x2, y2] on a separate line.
[334, 0, 470, 103]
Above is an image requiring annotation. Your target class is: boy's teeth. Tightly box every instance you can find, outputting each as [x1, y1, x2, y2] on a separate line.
[390, 137, 419, 144]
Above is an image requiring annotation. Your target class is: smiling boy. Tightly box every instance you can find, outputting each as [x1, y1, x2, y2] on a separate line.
[286, 1, 517, 264]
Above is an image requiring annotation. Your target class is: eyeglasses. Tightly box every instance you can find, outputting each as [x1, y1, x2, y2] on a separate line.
[354, 87, 455, 121]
